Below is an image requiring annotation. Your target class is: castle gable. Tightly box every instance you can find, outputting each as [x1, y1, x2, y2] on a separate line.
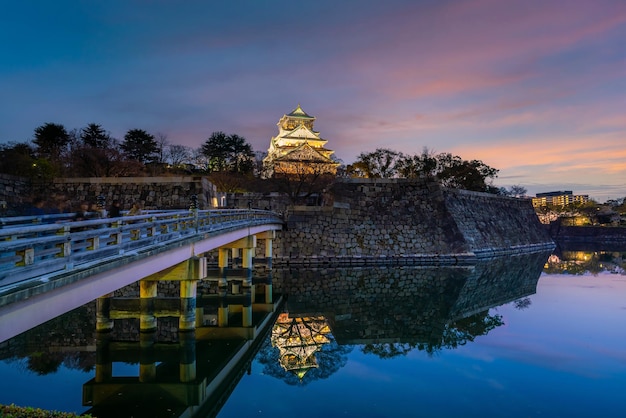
[276, 143, 334, 163]
[282, 124, 321, 141]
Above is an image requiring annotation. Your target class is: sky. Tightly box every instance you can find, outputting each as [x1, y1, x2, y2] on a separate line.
[1, 0, 625, 202]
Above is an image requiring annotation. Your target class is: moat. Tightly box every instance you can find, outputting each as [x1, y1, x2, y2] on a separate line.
[1, 247, 625, 418]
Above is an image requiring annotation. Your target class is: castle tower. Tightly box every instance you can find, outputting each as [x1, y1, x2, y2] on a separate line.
[262, 105, 339, 178]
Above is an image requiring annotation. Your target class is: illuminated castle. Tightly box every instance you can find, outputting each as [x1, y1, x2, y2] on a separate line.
[262, 105, 338, 177]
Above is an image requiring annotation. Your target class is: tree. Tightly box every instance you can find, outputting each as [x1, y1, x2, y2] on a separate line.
[68, 136, 140, 177]
[80, 123, 111, 148]
[200, 131, 254, 174]
[499, 185, 528, 198]
[435, 153, 499, 192]
[155, 132, 169, 164]
[0, 142, 36, 176]
[33, 122, 70, 160]
[351, 148, 499, 192]
[208, 171, 254, 193]
[166, 144, 193, 168]
[348, 148, 403, 178]
[395, 147, 438, 179]
[271, 160, 336, 205]
[121, 129, 159, 164]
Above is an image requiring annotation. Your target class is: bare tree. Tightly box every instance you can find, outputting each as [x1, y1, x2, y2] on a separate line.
[155, 132, 169, 164]
[271, 161, 336, 205]
[167, 144, 192, 167]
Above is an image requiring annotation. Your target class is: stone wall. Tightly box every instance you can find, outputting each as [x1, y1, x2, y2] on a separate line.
[272, 178, 553, 264]
[272, 251, 547, 345]
[3, 174, 553, 262]
[0, 174, 31, 215]
[547, 223, 626, 244]
[50, 176, 218, 211]
[443, 188, 554, 256]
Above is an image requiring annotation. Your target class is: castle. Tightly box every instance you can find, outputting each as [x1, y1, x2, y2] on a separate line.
[262, 105, 338, 177]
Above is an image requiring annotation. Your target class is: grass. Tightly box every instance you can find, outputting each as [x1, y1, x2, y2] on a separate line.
[0, 404, 91, 418]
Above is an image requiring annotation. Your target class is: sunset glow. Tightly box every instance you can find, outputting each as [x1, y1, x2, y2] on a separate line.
[0, 0, 624, 201]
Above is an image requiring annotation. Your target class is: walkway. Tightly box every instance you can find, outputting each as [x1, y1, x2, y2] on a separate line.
[0, 209, 283, 341]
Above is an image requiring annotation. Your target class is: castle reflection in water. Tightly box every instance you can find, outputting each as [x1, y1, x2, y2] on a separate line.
[4, 249, 606, 417]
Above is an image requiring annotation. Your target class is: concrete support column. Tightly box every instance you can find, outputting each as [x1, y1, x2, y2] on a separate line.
[218, 287, 229, 327]
[265, 237, 273, 268]
[96, 293, 114, 332]
[139, 331, 156, 382]
[179, 331, 197, 382]
[242, 286, 252, 327]
[195, 307, 204, 327]
[231, 248, 240, 267]
[257, 231, 275, 268]
[95, 333, 112, 383]
[180, 256, 204, 331]
[218, 248, 229, 288]
[179, 279, 197, 331]
[139, 280, 157, 332]
[265, 238, 273, 259]
[242, 247, 253, 270]
[245, 268, 255, 304]
[265, 273, 273, 304]
[232, 280, 240, 295]
[218, 248, 230, 269]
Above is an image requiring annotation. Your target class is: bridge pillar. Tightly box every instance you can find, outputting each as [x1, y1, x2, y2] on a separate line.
[256, 230, 275, 268]
[179, 256, 205, 331]
[179, 331, 197, 382]
[139, 280, 157, 332]
[95, 333, 112, 383]
[180, 279, 197, 332]
[139, 331, 157, 382]
[231, 248, 240, 267]
[218, 287, 229, 327]
[218, 248, 229, 289]
[265, 272, 273, 304]
[242, 247, 255, 300]
[242, 285, 253, 327]
[96, 293, 114, 332]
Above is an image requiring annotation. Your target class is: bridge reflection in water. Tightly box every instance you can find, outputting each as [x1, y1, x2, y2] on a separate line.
[83, 272, 284, 418]
[0, 251, 550, 417]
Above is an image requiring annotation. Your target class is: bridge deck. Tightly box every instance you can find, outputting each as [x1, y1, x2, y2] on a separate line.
[0, 209, 282, 302]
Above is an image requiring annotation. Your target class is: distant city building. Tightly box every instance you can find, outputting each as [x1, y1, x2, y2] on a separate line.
[532, 190, 589, 207]
[262, 105, 339, 178]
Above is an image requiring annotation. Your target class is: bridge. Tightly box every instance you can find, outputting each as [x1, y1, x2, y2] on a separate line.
[0, 209, 284, 342]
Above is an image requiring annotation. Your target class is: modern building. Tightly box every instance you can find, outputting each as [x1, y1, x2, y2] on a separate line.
[532, 190, 589, 207]
[262, 105, 339, 178]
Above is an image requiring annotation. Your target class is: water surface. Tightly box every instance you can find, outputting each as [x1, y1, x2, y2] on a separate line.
[1, 250, 624, 418]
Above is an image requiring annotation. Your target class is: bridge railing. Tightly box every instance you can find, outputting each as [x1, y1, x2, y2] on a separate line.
[0, 209, 283, 288]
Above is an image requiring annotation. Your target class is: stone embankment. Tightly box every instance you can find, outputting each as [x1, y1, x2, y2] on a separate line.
[272, 251, 548, 344]
[271, 178, 554, 265]
[0, 174, 30, 215]
[2, 174, 553, 265]
[0, 175, 221, 214]
[49, 176, 218, 210]
[547, 223, 626, 244]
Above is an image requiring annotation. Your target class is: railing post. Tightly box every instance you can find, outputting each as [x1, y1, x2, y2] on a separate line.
[110, 221, 123, 247]
[16, 248, 34, 266]
[57, 225, 71, 258]
[147, 216, 157, 237]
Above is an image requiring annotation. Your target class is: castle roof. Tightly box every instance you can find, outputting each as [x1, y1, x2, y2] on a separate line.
[286, 104, 315, 119]
[281, 124, 321, 141]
